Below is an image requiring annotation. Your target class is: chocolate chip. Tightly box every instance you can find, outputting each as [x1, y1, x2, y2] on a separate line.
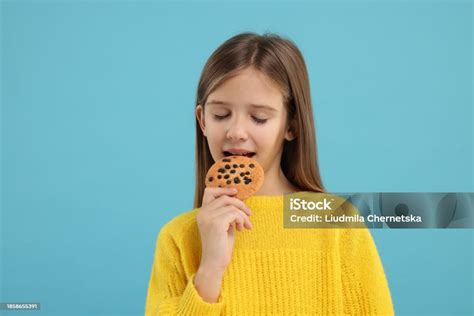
[239, 164, 244, 168]
[224, 174, 230, 179]
[240, 172, 245, 177]
[230, 169, 236, 174]
[218, 168, 226, 173]
[243, 176, 250, 181]
[233, 164, 238, 168]
[208, 177, 213, 182]
[218, 185, 222, 187]
[244, 180, 250, 185]
[234, 177, 241, 184]
[249, 164, 255, 168]
[223, 159, 231, 162]
[217, 175, 222, 179]
[226, 180, 231, 184]
[245, 171, 250, 175]
[225, 164, 231, 169]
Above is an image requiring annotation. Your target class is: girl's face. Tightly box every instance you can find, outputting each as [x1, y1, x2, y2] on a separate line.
[196, 67, 294, 175]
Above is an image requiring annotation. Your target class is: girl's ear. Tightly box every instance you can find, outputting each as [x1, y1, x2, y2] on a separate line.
[196, 104, 207, 136]
[285, 119, 296, 141]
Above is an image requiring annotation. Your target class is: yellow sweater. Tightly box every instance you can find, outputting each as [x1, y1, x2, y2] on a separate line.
[145, 195, 394, 315]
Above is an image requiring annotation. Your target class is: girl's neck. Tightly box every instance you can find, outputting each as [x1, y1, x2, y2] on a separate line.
[256, 167, 300, 196]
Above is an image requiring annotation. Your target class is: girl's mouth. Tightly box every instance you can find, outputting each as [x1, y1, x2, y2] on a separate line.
[223, 151, 256, 158]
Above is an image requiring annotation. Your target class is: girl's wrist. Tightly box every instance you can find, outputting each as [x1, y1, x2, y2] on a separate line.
[194, 266, 225, 303]
[196, 264, 226, 279]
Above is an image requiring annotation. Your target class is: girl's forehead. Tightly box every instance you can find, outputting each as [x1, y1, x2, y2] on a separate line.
[206, 99, 278, 112]
[208, 69, 285, 102]
[206, 87, 285, 112]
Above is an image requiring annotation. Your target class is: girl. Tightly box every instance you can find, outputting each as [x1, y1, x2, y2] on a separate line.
[145, 32, 394, 315]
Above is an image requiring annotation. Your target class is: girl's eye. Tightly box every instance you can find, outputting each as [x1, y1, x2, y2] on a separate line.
[213, 114, 230, 120]
[252, 116, 268, 124]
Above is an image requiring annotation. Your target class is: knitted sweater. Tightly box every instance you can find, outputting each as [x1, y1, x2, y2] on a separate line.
[145, 195, 394, 315]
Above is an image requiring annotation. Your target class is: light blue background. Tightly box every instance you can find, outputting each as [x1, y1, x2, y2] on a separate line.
[1, 1, 472, 315]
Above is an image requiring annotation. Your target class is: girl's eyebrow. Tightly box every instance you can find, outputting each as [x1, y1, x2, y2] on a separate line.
[206, 99, 277, 112]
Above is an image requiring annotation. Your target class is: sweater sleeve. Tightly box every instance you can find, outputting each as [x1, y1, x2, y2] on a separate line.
[338, 228, 395, 315]
[144, 226, 225, 316]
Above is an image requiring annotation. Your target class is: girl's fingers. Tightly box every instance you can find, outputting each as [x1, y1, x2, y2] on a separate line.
[207, 195, 252, 217]
[214, 209, 246, 232]
[214, 206, 252, 230]
[202, 187, 238, 206]
[199, 188, 252, 231]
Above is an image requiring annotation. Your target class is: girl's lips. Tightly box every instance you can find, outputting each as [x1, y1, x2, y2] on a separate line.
[223, 151, 256, 158]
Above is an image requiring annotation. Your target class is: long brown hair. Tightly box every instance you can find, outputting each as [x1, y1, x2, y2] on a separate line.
[194, 32, 325, 208]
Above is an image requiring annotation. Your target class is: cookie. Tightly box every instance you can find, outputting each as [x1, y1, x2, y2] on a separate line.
[205, 156, 264, 200]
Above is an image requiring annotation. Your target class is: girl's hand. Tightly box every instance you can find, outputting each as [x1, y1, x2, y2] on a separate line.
[196, 187, 253, 275]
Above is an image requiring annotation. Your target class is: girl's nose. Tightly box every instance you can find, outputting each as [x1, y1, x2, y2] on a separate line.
[226, 117, 248, 142]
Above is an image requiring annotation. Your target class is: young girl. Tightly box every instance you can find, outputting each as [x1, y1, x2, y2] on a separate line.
[145, 32, 394, 315]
